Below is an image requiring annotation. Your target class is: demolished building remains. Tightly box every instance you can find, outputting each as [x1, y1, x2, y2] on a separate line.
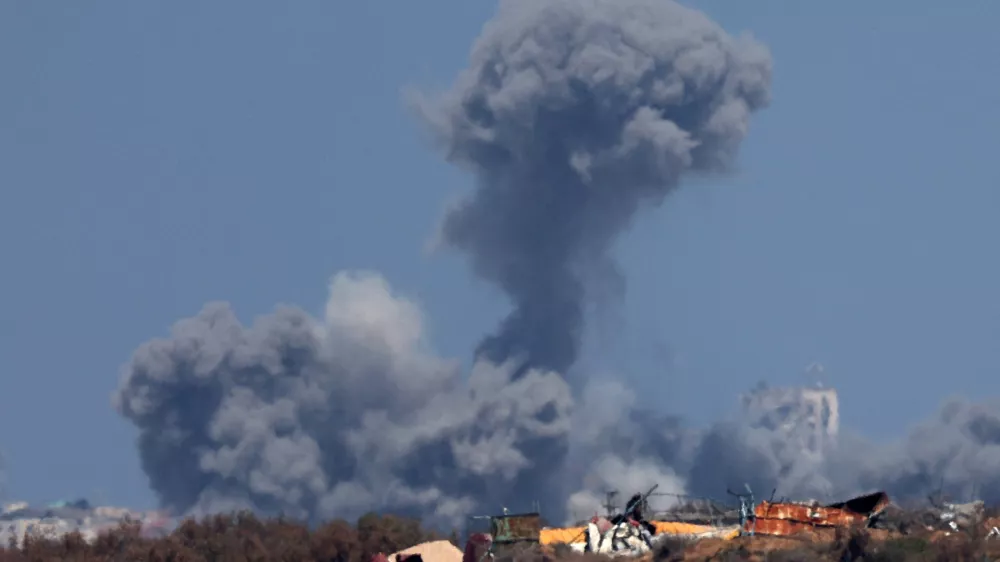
[499, 489, 890, 557]
[746, 491, 891, 537]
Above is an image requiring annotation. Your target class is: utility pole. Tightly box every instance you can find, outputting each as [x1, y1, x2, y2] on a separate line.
[602, 490, 619, 518]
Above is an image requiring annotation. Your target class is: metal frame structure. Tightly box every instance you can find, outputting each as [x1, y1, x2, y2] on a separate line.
[467, 507, 542, 562]
[727, 484, 759, 537]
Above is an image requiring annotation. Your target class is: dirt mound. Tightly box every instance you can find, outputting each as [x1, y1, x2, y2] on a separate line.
[392, 540, 464, 562]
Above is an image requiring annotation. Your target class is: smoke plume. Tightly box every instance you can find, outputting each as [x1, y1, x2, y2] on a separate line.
[693, 398, 1000, 506]
[112, 0, 1000, 527]
[583, 392, 1000, 514]
[114, 272, 573, 526]
[114, 0, 773, 526]
[412, 0, 772, 375]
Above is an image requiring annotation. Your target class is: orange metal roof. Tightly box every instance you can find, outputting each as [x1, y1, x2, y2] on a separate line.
[746, 491, 891, 537]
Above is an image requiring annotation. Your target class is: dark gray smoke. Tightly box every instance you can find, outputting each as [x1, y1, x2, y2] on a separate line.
[855, 399, 1000, 504]
[685, 395, 1000, 505]
[114, 272, 573, 526]
[411, 0, 770, 516]
[761, 397, 1000, 505]
[115, 0, 773, 526]
[113, 0, 1000, 526]
[412, 0, 772, 375]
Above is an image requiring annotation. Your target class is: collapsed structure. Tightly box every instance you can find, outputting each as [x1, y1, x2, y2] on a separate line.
[460, 487, 898, 559]
[746, 491, 890, 537]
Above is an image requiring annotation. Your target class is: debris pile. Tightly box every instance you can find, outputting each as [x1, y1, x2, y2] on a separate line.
[654, 498, 741, 527]
[486, 488, 910, 558]
[456, 484, 1000, 560]
[878, 498, 997, 537]
[939, 500, 985, 532]
[467, 487, 742, 558]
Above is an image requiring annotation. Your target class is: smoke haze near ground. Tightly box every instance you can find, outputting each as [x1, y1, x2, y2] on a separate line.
[582, 392, 1000, 518]
[113, 271, 574, 527]
[110, 0, 1000, 529]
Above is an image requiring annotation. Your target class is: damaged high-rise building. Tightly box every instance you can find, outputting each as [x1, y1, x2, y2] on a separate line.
[741, 383, 839, 456]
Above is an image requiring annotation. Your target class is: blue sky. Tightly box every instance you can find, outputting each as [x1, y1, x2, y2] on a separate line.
[1, 2, 998, 510]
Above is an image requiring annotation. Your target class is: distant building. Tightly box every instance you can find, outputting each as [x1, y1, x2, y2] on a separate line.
[0, 498, 172, 547]
[740, 383, 839, 456]
[2, 502, 28, 515]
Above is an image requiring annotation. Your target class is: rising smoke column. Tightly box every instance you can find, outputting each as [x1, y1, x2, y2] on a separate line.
[413, 0, 771, 519]
[413, 0, 772, 376]
[114, 0, 773, 525]
[563, 380, 695, 520]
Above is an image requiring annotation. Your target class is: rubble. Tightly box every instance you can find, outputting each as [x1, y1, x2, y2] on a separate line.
[937, 500, 985, 532]
[582, 519, 654, 556]
[478, 488, 915, 557]
[471, 488, 744, 558]
[868, 495, 1000, 538]
[536, 519, 740, 554]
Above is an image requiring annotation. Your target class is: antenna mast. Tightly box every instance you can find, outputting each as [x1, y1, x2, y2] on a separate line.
[602, 490, 619, 517]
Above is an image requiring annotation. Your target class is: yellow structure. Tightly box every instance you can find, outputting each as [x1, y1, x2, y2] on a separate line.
[539, 526, 587, 545]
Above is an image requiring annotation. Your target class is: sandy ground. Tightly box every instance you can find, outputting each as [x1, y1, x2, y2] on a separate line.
[392, 540, 465, 562]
